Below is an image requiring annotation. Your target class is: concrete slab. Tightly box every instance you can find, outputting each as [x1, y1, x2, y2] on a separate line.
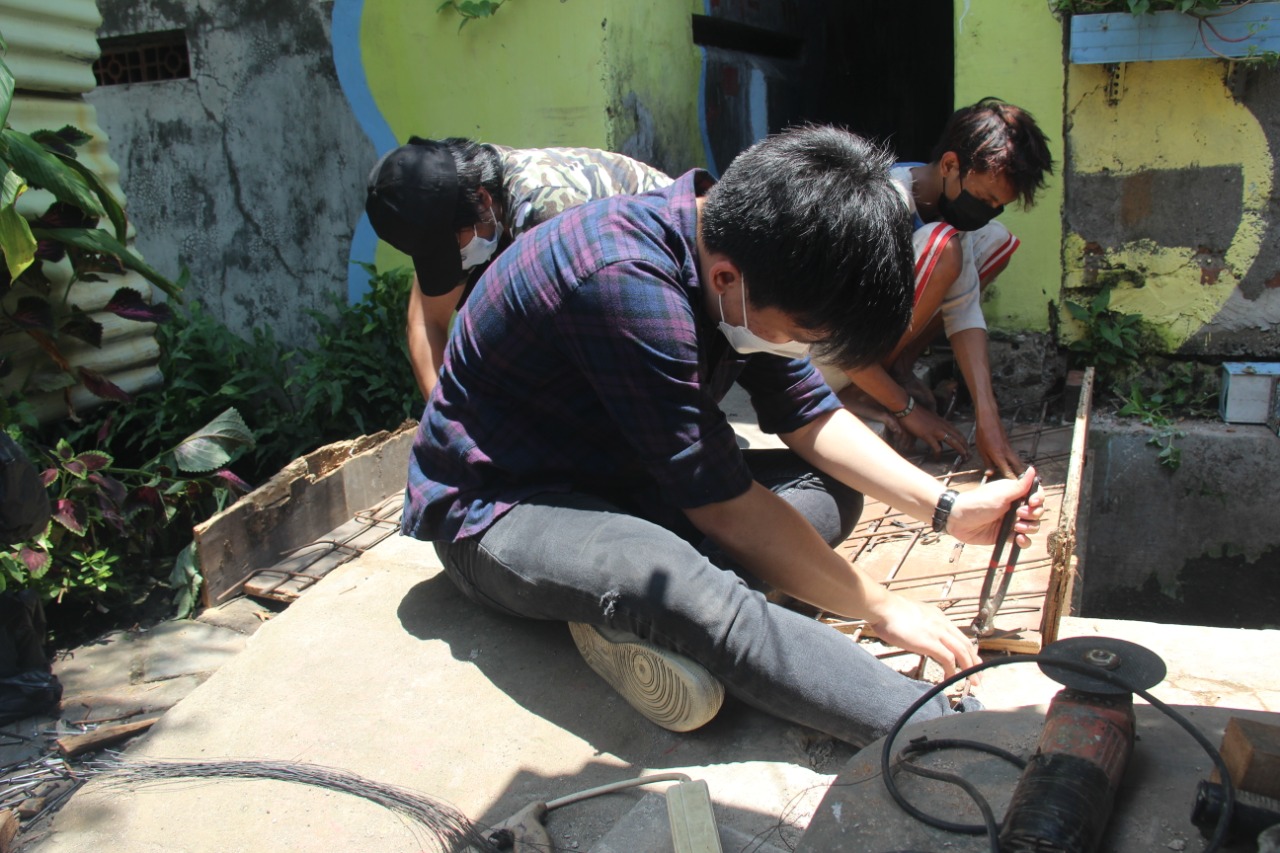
[53, 620, 247, 700]
[28, 536, 853, 853]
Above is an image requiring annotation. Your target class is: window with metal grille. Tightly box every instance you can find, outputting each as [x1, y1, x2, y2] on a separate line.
[93, 30, 190, 86]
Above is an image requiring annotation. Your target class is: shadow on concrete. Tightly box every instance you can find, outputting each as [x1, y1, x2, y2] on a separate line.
[395, 574, 853, 774]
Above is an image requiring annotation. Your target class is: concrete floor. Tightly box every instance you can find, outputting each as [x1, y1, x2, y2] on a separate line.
[18, 388, 1280, 851]
[21, 528, 1280, 853]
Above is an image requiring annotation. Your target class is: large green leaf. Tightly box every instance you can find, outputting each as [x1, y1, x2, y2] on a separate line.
[169, 541, 201, 619]
[53, 151, 127, 242]
[0, 43, 13, 130]
[171, 407, 255, 473]
[0, 170, 35, 280]
[29, 225, 181, 298]
[0, 129, 104, 217]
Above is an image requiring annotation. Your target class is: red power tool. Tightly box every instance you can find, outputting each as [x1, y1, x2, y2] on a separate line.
[999, 636, 1167, 853]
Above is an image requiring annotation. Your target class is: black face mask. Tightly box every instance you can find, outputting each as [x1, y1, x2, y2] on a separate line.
[937, 176, 1004, 232]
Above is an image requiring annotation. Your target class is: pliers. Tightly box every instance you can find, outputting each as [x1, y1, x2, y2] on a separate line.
[970, 476, 1040, 638]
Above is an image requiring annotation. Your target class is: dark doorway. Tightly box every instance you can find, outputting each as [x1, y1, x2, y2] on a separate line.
[695, 0, 955, 172]
[805, 1, 955, 163]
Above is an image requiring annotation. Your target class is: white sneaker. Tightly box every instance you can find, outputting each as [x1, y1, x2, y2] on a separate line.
[568, 622, 724, 732]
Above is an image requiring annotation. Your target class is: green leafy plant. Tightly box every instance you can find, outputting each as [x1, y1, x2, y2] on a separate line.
[437, 0, 511, 30]
[1111, 363, 1217, 472]
[1064, 287, 1146, 373]
[282, 262, 418, 442]
[1, 409, 253, 609]
[1117, 384, 1186, 470]
[70, 263, 417, 484]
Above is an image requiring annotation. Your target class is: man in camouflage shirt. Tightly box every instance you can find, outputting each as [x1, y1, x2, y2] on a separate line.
[366, 138, 672, 398]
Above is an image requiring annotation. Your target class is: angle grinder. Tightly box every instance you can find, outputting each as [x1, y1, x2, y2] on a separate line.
[999, 636, 1167, 853]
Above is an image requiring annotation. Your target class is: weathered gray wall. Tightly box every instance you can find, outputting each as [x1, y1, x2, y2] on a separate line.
[1078, 414, 1280, 626]
[86, 0, 374, 346]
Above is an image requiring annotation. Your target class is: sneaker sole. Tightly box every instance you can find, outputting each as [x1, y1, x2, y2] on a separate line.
[568, 622, 724, 733]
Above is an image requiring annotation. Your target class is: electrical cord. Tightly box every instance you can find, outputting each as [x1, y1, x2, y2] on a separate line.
[877, 653, 1236, 853]
[893, 736, 1027, 847]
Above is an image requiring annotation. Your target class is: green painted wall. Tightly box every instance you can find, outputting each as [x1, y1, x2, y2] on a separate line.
[359, 0, 703, 273]
[953, 1, 1067, 334]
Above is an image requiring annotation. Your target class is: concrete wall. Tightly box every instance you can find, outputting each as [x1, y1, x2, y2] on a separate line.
[1078, 415, 1280, 626]
[1063, 56, 1280, 357]
[86, 0, 375, 347]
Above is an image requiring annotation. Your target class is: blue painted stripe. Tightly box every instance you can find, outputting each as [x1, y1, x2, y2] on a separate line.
[1070, 5, 1280, 64]
[697, 0, 718, 178]
[332, 0, 399, 302]
[749, 66, 767, 145]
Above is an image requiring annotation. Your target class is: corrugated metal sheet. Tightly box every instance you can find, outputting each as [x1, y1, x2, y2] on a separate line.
[2, 0, 167, 424]
[2, 0, 101, 93]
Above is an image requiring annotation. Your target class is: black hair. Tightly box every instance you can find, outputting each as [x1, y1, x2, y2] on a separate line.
[701, 125, 913, 370]
[439, 137, 504, 229]
[929, 97, 1054, 208]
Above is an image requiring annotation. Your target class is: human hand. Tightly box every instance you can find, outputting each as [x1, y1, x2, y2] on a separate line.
[891, 364, 937, 413]
[975, 416, 1025, 480]
[945, 467, 1043, 548]
[868, 590, 981, 680]
[900, 404, 969, 460]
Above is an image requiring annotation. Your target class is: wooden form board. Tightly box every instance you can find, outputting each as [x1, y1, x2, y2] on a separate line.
[241, 493, 403, 602]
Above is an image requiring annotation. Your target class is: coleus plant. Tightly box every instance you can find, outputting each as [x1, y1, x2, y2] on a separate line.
[1, 408, 254, 609]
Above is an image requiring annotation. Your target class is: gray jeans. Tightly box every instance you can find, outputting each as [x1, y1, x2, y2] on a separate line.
[432, 449, 974, 746]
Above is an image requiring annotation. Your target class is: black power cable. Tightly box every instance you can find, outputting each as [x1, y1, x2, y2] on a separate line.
[876, 653, 1237, 853]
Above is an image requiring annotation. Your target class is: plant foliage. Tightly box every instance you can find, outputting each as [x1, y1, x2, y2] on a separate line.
[437, 0, 511, 30]
[1, 410, 253, 609]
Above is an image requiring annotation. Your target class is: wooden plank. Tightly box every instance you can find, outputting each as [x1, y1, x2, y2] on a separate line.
[0, 810, 17, 853]
[195, 426, 415, 606]
[241, 492, 404, 602]
[1042, 366, 1093, 645]
[1218, 716, 1280, 799]
[56, 716, 160, 758]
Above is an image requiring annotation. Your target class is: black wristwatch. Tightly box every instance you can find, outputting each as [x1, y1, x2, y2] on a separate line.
[931, 488, 959, 533]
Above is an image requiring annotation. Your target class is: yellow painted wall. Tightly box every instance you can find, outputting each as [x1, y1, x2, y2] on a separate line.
[1063, 60, 1271, 350]
[951, 1, 1066, 334]
[358, 0, 703, 273]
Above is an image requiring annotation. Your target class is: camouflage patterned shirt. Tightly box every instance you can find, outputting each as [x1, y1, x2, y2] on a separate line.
[452, 146, 672, 302]
[490, 144, 673, 240]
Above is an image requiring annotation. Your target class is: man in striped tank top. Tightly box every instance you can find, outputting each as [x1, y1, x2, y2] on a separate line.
[816, 98, 1053, 480]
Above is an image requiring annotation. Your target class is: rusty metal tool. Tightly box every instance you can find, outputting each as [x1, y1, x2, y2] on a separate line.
[970, 477, 1039, 638]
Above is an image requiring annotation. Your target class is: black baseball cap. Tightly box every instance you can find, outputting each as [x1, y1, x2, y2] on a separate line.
[365, 138, 463, 296]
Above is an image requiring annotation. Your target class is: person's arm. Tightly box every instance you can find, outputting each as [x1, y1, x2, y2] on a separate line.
[685, 480, 982, 678]
[843, 239, 968, 458]
[950, 327, 1024, 479]
[685, 407, 1041, 676]
[406, 277, 465, 400]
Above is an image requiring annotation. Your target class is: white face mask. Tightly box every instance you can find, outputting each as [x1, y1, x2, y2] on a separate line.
[459, 207, 503, 270]
[716, 279, 811, 359]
